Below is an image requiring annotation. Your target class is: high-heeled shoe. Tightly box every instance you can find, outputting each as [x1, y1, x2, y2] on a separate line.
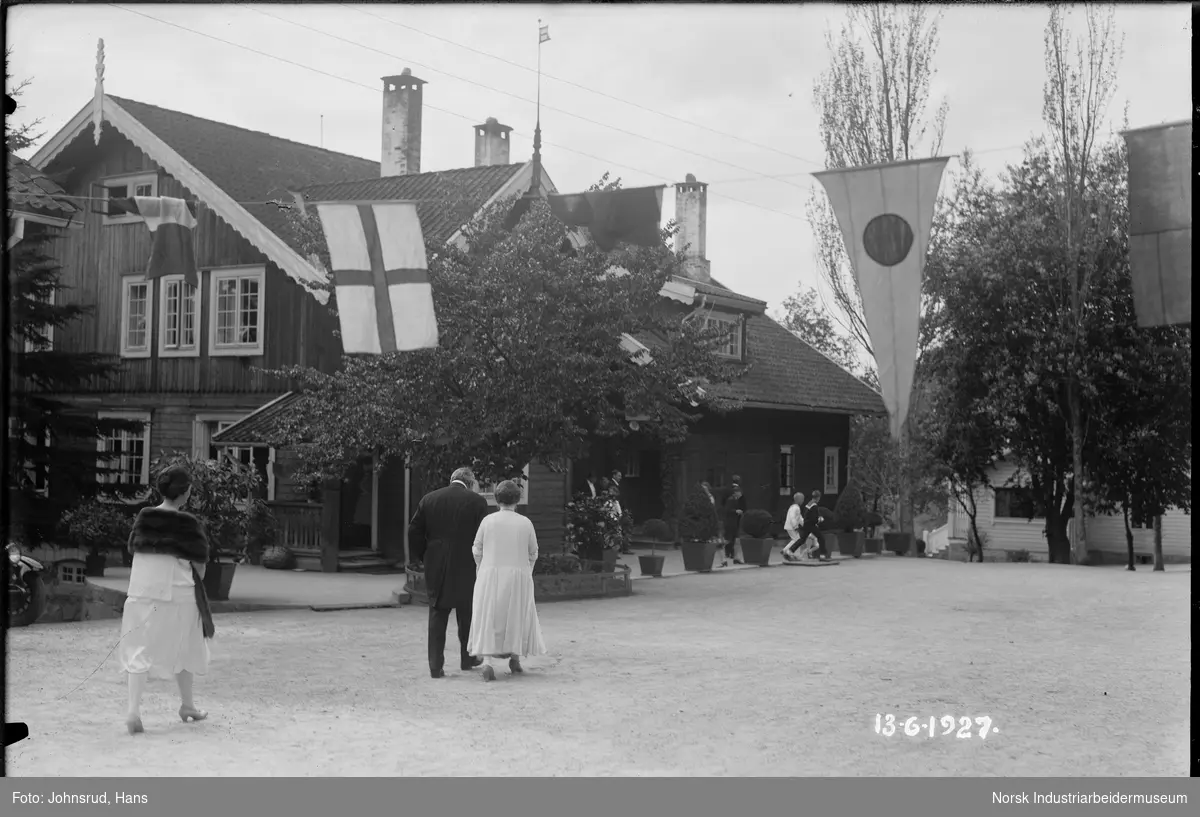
[482, 665, 496, 682]
[179, 706, 208, 723]
[509, 656, 524, 674]
[126, 716, 144, 735]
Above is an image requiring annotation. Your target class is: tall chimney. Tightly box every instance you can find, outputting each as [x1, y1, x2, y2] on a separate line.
[474, 117, 512, 167]
[675, 173, 710, 282]
[381, 69, 425, 177]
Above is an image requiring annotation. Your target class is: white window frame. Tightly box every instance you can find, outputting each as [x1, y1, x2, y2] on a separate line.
[58, 563, 88, 585]
[779, 444, 794, 496]
[476, 465, 531, 507]
[102, 172, 159, 226]
[209, 265, 266, 357]
[623, 452, 642, 479]
[705, 314, 742, 360]
[158, 274, 201, 358]
[823, 446, 840, 496]
[97, 411, 152, 498]
[23, 287, 55, 353]
[120, 275, 152, 359]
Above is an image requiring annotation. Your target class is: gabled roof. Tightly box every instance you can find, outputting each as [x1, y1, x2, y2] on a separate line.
[692, 276, 885, 415]
[301, 163, 532, 247]
[6, 152, 80, 225]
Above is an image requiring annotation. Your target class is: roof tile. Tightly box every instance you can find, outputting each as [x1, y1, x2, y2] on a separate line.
[7, 152, 79, 218]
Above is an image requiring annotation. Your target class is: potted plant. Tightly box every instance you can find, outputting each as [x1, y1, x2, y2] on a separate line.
[148, 452, 262, 601]
[678, 484, 720, 572]
[58, 499, 132, 577]
[832, 480, 867, 558]
[737, 508, 776, 566]
[884, 530, 914, 555]
[564, 495, 620, 573]
[638, 518, 672, 577]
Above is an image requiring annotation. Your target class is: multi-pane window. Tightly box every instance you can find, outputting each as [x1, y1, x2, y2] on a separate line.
[211, 268, 264, 355]
[121, 276, 150, 357]
[160, 276, 198, 354]
[97, 413, 151, 488]
[779, 444, 794, 496]
[823, 446, 840, 496]
[705, 315, 741, 359]
[205, 420, 272, 500]
[103, 173, 158, 225]
[59, 563, 87, 585]
[8, 419, 50, 496]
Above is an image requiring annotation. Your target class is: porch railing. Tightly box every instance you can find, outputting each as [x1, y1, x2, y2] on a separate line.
[268, 501, 323, 551]
[923, 522, 952, 556]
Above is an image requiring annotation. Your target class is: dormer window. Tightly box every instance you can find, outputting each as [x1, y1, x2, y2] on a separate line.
[705, 313, 742, 360]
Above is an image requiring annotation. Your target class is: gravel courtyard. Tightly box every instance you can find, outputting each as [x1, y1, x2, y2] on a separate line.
[6, 558, 1189, 777]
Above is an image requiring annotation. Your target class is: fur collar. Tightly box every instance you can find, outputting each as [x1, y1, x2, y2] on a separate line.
[128, 507, 211, 563]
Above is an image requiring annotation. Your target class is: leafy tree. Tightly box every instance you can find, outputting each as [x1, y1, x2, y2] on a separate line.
[774, 286, 864, 380]
[5, 47, 44, 153]
[832, 478, 866, 532]
[678, 483, 719, 543]
[266, 185, 745, 487]
[7, 228, 143, 544]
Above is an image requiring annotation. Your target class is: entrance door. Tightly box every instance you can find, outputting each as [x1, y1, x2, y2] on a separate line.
[624, 450, 663, 523]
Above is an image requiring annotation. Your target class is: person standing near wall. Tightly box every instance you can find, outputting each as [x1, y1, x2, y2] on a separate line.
[720, 476, 746, 567]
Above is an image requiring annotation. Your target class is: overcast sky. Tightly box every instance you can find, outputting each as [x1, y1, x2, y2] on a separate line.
[7, 3, 1192, 316]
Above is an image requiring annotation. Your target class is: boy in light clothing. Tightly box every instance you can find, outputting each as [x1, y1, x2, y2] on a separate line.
[781, 493, 805, 561]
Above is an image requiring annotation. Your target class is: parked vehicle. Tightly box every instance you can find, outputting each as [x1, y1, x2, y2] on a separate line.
[7, 542, 46, 627]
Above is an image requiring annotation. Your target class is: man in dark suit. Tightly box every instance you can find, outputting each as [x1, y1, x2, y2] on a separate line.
[799, 489, 829, 561]
[408, 466, 491, 678]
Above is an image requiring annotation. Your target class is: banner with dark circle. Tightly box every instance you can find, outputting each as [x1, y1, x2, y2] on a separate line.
[813, 157, 950, 441]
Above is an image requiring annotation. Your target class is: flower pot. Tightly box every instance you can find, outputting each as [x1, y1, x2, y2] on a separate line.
[864, 538, 882, 555]
[84, 551, 108, 578]
[738, 537, 773, 566]
[884, 532, 914, 556]
[835, 531, 865, 558]
[680, 540, 718, 573]
[638, 554, 666, 577]
[261, 546, 296, 571]
[202, 562, 237, 601]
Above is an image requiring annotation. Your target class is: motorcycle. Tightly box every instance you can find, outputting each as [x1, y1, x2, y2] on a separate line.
[7, 542, 46, 627]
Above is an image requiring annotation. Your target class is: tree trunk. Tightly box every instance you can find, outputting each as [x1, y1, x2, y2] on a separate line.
[1152, 515, 1165, 571]
[1045, 510, 1072, 564]
[1068, 392, 1089, 565]
[1122, 502, 1135, 571]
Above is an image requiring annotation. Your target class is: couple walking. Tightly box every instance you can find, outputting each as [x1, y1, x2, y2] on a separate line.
[409, 467, 546, 682]
[781, 490, 830, 562]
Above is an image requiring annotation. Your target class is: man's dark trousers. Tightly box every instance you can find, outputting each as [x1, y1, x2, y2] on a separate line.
[428, 603, 473, 673]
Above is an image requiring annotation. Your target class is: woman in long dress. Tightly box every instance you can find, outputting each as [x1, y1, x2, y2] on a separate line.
[120, 465, 215, 734]
[467, 480, 547, 682]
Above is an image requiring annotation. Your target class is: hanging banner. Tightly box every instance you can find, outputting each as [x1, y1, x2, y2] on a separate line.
[1121, 120, 1191, 328]
[314, 200, 438, 354]
[109, 196, 199, 287]
[814, 157, 950, 441]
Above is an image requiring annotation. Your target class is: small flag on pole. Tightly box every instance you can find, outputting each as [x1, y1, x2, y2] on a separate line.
[813, 157, 949, 441]
[1121, 120, 1191, 327]
[546, 186, 664, 252]
[314, 200, 438, 354]
[539, 23, 550, 44]
[110, 196, 199, 287]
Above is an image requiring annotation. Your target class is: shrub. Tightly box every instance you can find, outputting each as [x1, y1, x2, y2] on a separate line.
[533, 553, 583, 576]
[862, 510, 884, 531]
[564, 496, 618, 561]
[58, 499, 131, 556]
[147, 452, 265, 562]
[740, 508, 774, 539]
[641, 518, 672, 542]
[1007, 549, 1031, 563]
[832, 479, 867, 532]
[246, 501, 281, 560]
[677, 484, 719, 542]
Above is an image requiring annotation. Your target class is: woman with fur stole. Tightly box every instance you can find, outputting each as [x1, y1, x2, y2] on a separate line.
[120, 465, 215, 734]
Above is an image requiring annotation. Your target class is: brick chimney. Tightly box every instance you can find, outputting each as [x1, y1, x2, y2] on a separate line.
[381, 69, 425, 177]
[474, 117, 512, 167]
[675, 173, 710, 282]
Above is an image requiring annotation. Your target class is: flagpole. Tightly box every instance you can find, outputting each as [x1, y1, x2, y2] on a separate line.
[529, 19, 546, 197]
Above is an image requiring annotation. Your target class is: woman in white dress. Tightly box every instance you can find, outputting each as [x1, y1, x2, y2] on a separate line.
[120, 466, 214, 734]
[467, 480, 547, 682]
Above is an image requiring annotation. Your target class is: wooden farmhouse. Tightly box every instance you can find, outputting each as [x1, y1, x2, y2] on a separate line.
[25, 65, 884, 572]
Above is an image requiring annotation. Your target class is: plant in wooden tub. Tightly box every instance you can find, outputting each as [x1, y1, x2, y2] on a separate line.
[737, 509, 776, 566]
[677, 484, 720, 573]
[147, 452, 262, 601]
[832, 480, 867, 558]
[564, 496, 621, 573]
[638, 518, 672, 577]
[58, 499, 131, 578]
